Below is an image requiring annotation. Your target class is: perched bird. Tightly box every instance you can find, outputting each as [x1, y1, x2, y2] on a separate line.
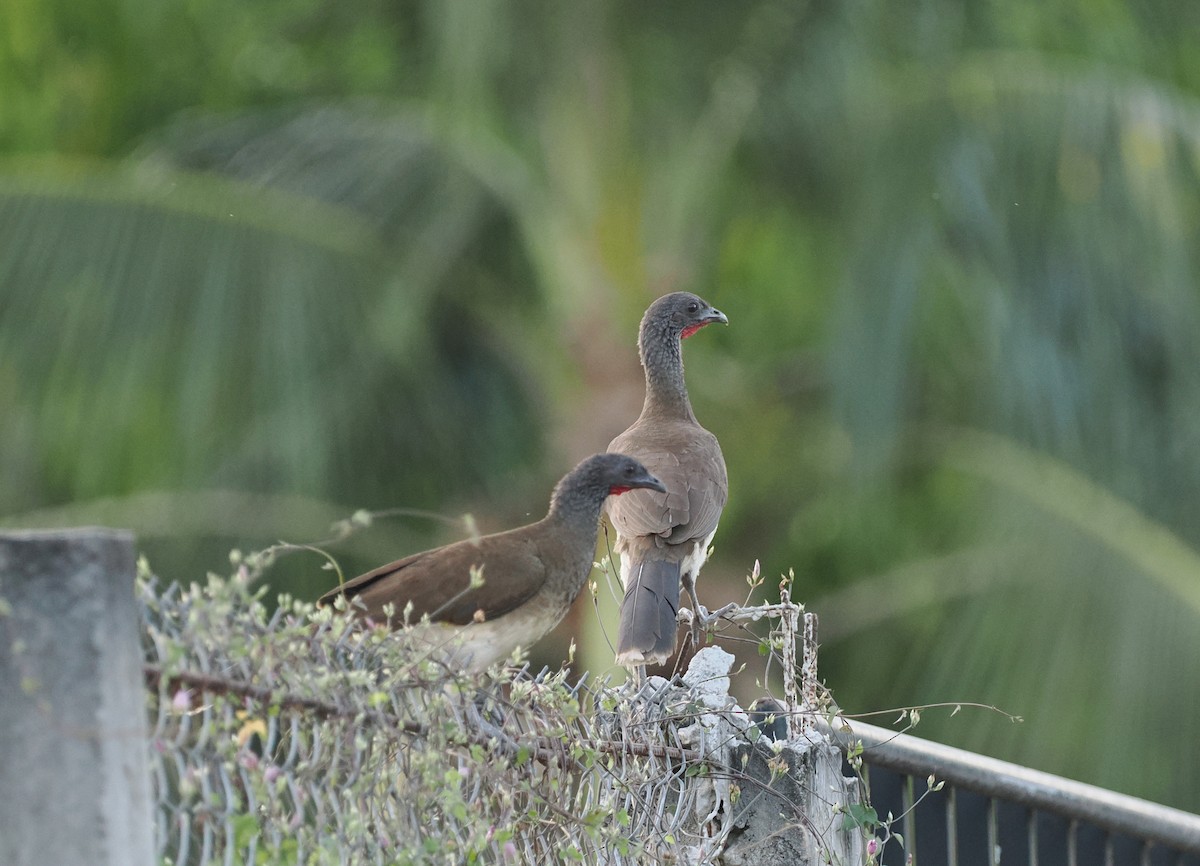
[319, 453, 665, 673]
[607, 292, 728, 669]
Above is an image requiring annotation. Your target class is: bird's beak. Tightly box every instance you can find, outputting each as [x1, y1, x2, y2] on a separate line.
[703, 308, 728, 325]
[636, 473, 667, 494]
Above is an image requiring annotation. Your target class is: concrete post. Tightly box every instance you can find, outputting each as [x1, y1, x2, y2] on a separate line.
[722, 736, 864, 865]
[0, 529, 153, 866]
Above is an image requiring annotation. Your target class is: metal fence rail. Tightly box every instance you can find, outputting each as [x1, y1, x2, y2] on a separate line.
[826, 719, 1200, 865]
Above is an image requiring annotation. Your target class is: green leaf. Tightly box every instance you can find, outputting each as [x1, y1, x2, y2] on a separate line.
[231, 814, 258, 850]
[841, 802, 879, 832]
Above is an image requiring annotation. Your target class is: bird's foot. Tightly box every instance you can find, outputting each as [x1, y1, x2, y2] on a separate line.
[676, 605, 708, 651]
[698, 601, 739, 626]
[682, 602, 738, 647]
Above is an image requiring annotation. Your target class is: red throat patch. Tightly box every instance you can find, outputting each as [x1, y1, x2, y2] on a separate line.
[609, 485, 633, 496]
[681, 322, 707, 339]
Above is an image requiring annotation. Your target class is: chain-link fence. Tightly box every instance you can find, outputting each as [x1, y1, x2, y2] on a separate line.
[138, 570, 863, 865]
[17, 530, 1195, 866]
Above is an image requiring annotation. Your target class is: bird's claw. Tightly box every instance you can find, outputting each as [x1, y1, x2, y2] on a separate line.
[701, 602, 739, 625]
[684, 602, 739, 646]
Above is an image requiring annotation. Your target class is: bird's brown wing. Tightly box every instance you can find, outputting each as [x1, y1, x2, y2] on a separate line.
[670, 430, 727, 545]
[319, 528, 550, 626]
[607, 421, 727, 546]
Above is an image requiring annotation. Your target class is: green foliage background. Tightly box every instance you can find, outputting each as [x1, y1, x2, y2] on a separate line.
[4, 0, 1200, 810]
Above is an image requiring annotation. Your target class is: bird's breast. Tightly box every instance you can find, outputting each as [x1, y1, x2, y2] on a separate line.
[430, 593, 567, 672]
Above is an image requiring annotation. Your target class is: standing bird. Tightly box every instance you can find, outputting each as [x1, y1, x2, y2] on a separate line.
[319, 453, 665, 673]
[607, 292, 728, 669]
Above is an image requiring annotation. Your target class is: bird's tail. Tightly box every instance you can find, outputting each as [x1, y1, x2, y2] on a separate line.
[615, 557, 681, 667]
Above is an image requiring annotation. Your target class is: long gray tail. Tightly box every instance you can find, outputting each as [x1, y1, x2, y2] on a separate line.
[616, 557, 681, 667]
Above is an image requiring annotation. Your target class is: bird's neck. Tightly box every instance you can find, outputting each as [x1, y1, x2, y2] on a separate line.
[541, 496, 605, 596]
[546, 489, 606, 537]
[639, 333, 695, 421]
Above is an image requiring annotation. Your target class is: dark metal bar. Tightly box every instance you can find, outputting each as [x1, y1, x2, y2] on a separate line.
[903, 773, 916, 860]
[946, 787, 958, 866]
[1028, 808, 1038, 866]
[1068, 819, 1078, 866]
[987, 798, 999, 865]
[824, 719, 1200, 856]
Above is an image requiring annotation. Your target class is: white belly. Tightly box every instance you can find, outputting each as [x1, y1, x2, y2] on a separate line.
[409, 598, 566, 673]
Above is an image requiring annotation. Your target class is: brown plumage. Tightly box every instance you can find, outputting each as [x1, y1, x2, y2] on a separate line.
[607, 292, 729, 667]
[319, 453, 664, 672]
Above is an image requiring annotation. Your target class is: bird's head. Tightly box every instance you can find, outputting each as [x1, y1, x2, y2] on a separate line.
[552, 455, 665, 516]
[642, 292, 728, 342]
[600, 453, 667, 497]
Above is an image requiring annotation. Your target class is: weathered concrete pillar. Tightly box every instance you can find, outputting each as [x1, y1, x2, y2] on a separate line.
[0, 529, 153, 866]
[721, 734, 865, 865]
[667, 647, 864, 865]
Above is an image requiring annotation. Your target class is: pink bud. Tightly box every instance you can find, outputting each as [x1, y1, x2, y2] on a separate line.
[866, 838, 880, 856]
[171, 689, 192, 711]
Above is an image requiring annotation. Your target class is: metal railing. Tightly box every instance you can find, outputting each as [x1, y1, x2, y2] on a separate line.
[826, 719, 1200, 865]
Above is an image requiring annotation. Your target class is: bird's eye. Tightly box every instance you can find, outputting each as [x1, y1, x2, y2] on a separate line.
[625, 465, 636, 475]
[687, 302, 699, 313]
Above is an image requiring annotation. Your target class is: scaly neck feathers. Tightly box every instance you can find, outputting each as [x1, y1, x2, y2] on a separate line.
[638, 319, 696, 421]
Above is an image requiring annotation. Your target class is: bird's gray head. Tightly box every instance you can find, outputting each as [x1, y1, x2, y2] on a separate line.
[640, 292, 728, 345]
[550, 453, 666, 518]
